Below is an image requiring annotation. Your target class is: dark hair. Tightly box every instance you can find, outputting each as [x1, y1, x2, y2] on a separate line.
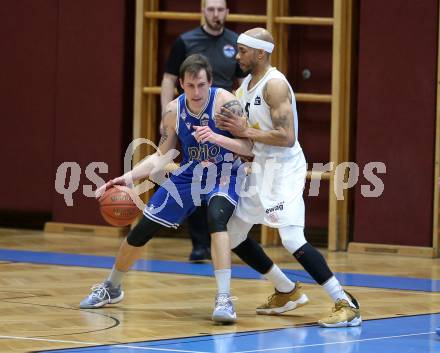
[179, 54, 213, 82]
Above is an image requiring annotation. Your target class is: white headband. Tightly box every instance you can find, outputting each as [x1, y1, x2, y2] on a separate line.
[237, 33, 274, 53]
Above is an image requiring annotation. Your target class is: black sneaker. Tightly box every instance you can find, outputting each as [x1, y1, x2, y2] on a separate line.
[189, 247, 211, 262]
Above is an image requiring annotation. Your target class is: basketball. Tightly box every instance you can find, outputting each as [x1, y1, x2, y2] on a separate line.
[99, 186, 140, 227]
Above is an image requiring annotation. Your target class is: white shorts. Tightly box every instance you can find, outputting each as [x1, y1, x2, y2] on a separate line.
[235, 151, 306, 228]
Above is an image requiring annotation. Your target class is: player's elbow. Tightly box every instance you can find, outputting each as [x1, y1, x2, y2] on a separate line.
[161, 73, 177, 89]
[287, 134, 296, 147]
[281, 140, 294, 148]
[280, 132, 295, 147]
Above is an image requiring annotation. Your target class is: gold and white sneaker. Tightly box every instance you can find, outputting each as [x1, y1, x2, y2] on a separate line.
[256, 282, 309, 315]
[318, 291, 362, 328]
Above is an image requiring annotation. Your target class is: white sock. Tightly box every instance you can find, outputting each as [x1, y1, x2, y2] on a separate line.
[215, 269, 231, 295]
[264, 265, 295, 293]
[107, 266, 126, 287]
[322, 276, 355, 307]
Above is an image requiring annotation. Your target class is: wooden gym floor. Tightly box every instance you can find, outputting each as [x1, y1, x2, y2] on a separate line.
[1, 228, 440, 353]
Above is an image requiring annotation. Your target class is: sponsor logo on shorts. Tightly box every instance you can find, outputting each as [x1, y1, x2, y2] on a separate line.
[267, 212, 279, 223]
[265, 201, 285, 214]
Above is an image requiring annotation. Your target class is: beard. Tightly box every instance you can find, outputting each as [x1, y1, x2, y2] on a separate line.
[239, 62, 253, 75]
[205, 18, 224, 31]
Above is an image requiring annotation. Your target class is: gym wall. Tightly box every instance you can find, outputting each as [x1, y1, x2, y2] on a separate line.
[0, 0, 438, 249]
[354, 0, 438, 246]
[0, 0, 134, 227]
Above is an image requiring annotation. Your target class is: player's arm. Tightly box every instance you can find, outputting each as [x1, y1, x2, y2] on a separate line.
[96, 103, 178, 196]
[160, 37, 185, 133]
[160, 74, 178, 117]
[193, 91, 253, 156]
[129, 103, 178, 181]
[193, 125, 254, 157]
[217, 79, 296, 147]
[156, 102, 179, 154]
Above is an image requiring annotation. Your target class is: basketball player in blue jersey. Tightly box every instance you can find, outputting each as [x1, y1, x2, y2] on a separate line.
[79, 54, 252, 323]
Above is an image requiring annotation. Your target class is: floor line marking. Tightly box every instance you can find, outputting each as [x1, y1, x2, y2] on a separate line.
[1, 248, 440, 292]
[231, 331, 436, 353]
[0, 335, 209, 353]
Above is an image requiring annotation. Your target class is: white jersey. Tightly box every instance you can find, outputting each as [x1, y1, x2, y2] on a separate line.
[236, 67, 301, 158]
[233, 67, 306, 228]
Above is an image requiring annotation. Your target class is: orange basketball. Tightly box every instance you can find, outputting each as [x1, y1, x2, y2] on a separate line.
[99, 186, 140, 227]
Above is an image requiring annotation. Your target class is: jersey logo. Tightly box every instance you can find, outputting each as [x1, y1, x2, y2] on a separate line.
[188, 144, 221, 162]
[200, 113, 209, 126]
[185, 122, 191, 130]
[180, 111, 187, 120]
[223, 44, 236, 58]
[267, 213, 279, 223]
[254, 96, 261, 105]
[250, 122, 260, 130]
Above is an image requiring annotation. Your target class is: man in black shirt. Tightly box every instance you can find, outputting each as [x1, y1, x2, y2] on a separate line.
[160, 0, 245, 262]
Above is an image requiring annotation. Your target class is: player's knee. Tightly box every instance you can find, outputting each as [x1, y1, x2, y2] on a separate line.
[279, 225, 307, 254]
[207, 210, 229, 233]
[229, 231, 247, 249]
[126, 216, 163, 247]
[227, 216, 248, 249]
[227, 215, 252, 250]
[207, 196, 235, 234]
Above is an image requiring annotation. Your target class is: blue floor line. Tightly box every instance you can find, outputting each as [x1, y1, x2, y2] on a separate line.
[1, 248, 440, 292]
[37, 313, 440, 353]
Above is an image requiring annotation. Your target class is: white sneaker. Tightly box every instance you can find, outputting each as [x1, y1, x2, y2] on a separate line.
[212, 293, 237, 324]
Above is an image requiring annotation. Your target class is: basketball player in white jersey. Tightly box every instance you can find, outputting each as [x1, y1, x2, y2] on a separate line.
[214, 28, 362, 328]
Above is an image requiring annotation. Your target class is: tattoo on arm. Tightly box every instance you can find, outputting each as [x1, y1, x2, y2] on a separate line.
[222, 100, 243, 116]
[159, 128, 169, 146]
[272, 113, 290, 129]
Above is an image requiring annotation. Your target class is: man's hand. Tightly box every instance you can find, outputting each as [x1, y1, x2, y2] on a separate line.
[193, 125, 218, 144]
[95, 176, 130, 199]
[215, 107, 248, 137]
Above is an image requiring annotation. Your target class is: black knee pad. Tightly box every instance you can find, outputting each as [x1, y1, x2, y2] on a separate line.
[293, 243, 333, 285]
[126, 216, 164, 247]
[207, 196, 235, 233]
[232, 237, 273, 274]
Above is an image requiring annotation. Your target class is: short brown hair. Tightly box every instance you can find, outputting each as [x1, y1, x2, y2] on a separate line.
[179, 54, 213, 82]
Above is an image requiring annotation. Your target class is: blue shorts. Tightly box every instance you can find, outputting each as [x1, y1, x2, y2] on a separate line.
[143, 171, 241, 228]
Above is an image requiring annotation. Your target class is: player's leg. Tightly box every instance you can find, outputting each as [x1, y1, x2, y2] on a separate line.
[187, 204, 211, 262]
[278, 225, 361, 327]
[228, 214, 308, 314]
[79, 216, 166, 309]
[79, 181, 191, 309]
[206, 195, 236, 323]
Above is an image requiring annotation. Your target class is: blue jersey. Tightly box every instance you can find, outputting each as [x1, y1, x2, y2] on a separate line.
[177, 87, 235, 167]
[143, 87, 243, 228]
